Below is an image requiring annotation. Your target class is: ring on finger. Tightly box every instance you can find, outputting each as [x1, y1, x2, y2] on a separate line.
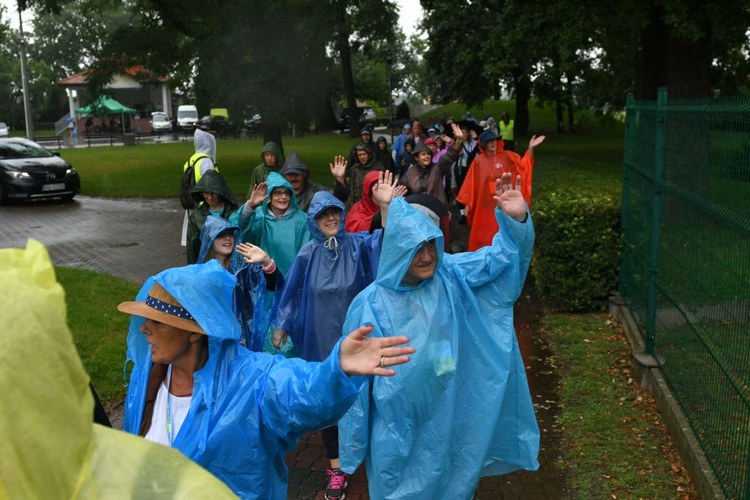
[379, 355, 386, 369]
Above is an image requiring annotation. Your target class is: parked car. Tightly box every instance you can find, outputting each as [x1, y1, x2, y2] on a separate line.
[0, 122, 8, 137]
[339, 106, 376, 132]
[176, 104, 199, 132]
[198, 115, 236, 135]
[150, 112, 172, 133]
[0, 137, 80, 204]
[244, 113, 262, 137]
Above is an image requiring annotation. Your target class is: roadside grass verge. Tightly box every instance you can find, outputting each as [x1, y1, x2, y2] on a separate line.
[56, 266, 137, 404]
[544, 312, 697, 498]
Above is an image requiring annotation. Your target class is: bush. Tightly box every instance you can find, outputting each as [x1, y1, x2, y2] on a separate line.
[531, 191, 621, 312]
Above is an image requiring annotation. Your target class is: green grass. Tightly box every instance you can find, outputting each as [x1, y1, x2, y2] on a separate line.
[56, 266, 138, 404]
[544, 312, 696, 498]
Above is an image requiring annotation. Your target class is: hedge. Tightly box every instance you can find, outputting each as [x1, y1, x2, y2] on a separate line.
[531, 191, 621, 312]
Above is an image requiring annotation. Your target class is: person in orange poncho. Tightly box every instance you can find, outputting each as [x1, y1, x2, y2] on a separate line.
[456, 130, 545, 251]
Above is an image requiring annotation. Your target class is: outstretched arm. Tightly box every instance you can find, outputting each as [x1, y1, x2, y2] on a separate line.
[339, 325, 414, 376]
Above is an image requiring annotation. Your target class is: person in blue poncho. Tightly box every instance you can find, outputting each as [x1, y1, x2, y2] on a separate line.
[338, 173, 540, 500]
[231, 171, 311, 274]
[197, 215, 280, 351]
[117, 261, 415, 500]
[271, 171, 398, 500]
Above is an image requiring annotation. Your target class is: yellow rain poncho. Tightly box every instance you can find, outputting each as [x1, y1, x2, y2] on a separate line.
[0, 239, 236, 499]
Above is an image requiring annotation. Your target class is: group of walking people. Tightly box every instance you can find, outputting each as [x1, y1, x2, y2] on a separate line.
[3, 119, 546, 500]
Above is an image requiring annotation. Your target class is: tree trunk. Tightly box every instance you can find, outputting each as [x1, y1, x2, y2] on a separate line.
[337, 32, 360, 138]
[262, 126, 283, 155]
[513, 70, 531, 137]
[566, 70, 576, 133]
[556, 98, 564, 133]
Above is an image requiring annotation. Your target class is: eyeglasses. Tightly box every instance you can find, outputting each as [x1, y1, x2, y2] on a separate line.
[271, 189, 290, 198]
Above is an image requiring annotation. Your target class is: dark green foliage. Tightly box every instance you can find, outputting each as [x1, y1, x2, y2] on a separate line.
[531, 191, 621, 312]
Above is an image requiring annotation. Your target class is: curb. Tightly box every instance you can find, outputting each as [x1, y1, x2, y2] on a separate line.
[608, 297, 725, 500]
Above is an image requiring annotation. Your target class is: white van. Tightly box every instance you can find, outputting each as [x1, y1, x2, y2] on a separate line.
[176, 105, 199, 132]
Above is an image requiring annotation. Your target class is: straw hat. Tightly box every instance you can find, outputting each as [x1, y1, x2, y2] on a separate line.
[117, 282, 205, 334]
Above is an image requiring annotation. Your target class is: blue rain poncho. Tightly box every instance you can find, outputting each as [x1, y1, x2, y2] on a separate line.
[0, 240, 235, 499]
[197, 215, 281, 352]
[122, 261, 365, 499]
[274, 191, 382, 361]
[230, 171, 310, 274]
[338, 197, 540, 499]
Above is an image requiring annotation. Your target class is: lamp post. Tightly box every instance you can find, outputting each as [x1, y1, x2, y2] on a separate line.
[387, 56, 393, 143]
[17, 4, 34, 140]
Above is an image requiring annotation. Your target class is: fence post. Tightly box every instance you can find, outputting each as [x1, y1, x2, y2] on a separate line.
[645, 88, 668, 354]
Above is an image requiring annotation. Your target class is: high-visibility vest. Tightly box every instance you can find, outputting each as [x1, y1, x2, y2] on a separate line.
[183, 153, 218, 183]
[498, 120, 514, 141]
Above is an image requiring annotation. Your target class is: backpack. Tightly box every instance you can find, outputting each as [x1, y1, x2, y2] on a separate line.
[180, 154, 214, 209]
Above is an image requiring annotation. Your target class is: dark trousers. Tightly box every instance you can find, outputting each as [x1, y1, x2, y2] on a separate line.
[321, 425, 339, 460]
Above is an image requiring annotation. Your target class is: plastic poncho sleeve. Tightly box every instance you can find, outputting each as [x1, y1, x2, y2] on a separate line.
[258, 341, 366, 440]
[273, 244, 312, 340]
[447, 207, 534, 304]
[230, 204, 264, 246]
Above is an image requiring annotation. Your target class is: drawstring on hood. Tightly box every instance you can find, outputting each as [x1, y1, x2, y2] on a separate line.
[323, 236, 339, 260]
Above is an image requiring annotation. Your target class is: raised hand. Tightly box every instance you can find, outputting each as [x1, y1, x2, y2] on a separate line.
[528, 135, 546, 150]
[393, 184, 408, 198]
[236, 242, 271, 266]
[248, 182, 268, 209]
[339, 325, 415, 376]
[272, 328, 288, 348]
[329, 155, 347, 183]
[450, 122, 465, 141]
[371, 170, 399, 206]
[493, 172, 527, 222]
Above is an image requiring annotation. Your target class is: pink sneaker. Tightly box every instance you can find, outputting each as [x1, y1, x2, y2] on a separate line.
[325, 468, 348, 500]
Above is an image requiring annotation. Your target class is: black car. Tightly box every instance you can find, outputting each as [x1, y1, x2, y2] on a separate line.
[0, 138, 80, 204]
[198, 115, 236, 135]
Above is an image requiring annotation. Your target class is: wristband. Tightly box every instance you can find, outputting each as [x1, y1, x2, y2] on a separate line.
[262, 259, 277, 274]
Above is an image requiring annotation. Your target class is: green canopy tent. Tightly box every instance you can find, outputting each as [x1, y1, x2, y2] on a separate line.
[75, 97, 137, 133]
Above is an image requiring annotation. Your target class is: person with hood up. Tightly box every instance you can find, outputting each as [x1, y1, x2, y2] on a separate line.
[272, 171, 399, 500]
[0, 240, 236, 499]
[231, 171, 311, 274]
[374, 135, 398, 176]
[331, 143, 385, 209]
[345, 127, 376, 170]
[186, 170, 239, 265]
[197, 215, 281, 351]
[346, 170, 407, 233]
[118, 260, 415, 499]
[400, 122, 465, 207]
[391, 122, 412, 167]
[249, 141, 285, 189]
[456, 130, 545, 251]
[280, 151, 329, 212]
[181, 128, 218, 245]
[338, 174, 540, 499]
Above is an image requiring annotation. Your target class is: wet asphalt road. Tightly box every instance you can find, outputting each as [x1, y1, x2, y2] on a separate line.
[0, 195, 567, 499]
[0, 195, 186, 284]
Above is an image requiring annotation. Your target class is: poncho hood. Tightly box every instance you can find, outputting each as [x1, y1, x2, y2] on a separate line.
[307, 191, 347, 241]
[190, 169, 236, 204]
[263, 171, 299, 213]
[261, 141, 285, 165]
[376, 197, 444, 290]
[193, 128, 216, 161]
[197, 215, 243, 269]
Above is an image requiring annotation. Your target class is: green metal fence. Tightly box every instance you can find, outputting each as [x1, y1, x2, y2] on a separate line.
[620, 89, 750, 499]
